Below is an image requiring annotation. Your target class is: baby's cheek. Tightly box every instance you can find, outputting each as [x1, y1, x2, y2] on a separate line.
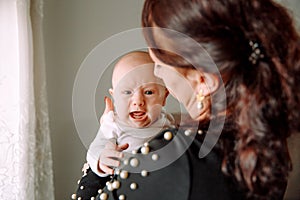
[147, 96, 163, 106]
[115, 101, 129, 117]
[148, 104, 163, 121]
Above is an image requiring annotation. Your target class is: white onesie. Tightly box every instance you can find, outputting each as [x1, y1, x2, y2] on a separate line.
[86, 109, 175, 176]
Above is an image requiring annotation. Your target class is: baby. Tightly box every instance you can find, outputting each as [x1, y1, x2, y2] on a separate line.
[73, 51, 174, 199]
[86, 51, 174, 177]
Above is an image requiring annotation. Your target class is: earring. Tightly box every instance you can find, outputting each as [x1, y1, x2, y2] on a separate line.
[196, 89, 204, 110]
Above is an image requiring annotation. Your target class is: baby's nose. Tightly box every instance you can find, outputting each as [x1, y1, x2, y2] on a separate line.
[132, 92, 145, 106]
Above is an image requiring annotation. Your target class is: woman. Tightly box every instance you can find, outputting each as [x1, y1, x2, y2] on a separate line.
[76, 0, 299, 199]
[140, 0, 300, 199]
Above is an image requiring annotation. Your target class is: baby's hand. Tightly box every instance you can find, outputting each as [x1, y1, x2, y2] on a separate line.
[98, 142, 129, 174]
[100, 96, 114, 124]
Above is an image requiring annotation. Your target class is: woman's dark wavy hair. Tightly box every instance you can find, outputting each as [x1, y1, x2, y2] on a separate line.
[142, 0, 300, 199]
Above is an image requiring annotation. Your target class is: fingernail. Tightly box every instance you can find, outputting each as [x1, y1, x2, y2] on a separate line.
[104, 96, 107, 102]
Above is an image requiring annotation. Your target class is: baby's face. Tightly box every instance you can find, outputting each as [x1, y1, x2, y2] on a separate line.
[111, 64, 168, 128]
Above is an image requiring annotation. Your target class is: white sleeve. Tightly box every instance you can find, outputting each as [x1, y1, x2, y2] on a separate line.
[86, 111, 117, 177]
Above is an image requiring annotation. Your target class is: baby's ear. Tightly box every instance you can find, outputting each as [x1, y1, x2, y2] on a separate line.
[108, 88, 114, 96]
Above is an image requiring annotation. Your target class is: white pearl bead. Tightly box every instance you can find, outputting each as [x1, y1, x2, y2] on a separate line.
[141, 170, 148, 177]
[144, 142, 149, 147]
[130, 158, 139, 167]
[141, 146, 150, 154]
[112, 180, 120, 189]
[198, 130, 203, 135]
[91, 197, 95, 200]
[107, 182, 114, 191]
[120, 170, 129, 179]
[80, 185, 84, 190]
[132, 150, 137, 154]
[71, 194, 76, 199]
[152, 154, 159, 161]
[78, 197, 82, 200]
[184, 129, 192, 136]
[130, 183, 138, 190]
[119, 194, 126, 200]
[114, 168, 120, 175]
[98, 189, 102, 194]
[100, 193, 108, 200]
[197, 102, 203, 109]
[123, 159, 129, 165]
[164, 131, 173, 140]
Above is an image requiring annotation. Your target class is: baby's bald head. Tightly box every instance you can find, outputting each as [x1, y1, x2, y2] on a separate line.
[112, 51, 155, 88]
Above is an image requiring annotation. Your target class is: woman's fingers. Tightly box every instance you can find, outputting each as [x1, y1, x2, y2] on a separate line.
[101, 148, 124, 160]
[104, 96, 114, 112]
[100, 156, 121, 167]
[100, 96, 114, 124]
[99, 142, 129, 174]
[99, 147, 124, 174]
[99, 163, 114, 174]
[117, 143, 129, 151]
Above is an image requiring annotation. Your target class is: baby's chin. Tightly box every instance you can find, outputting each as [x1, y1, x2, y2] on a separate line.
[129, 121, 151, 128]
[127, 117, 151, 128]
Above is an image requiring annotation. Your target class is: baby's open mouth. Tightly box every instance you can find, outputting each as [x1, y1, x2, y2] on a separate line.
[130, 111, 146, 120]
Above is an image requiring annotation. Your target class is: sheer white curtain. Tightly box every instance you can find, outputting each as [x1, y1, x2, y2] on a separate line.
[0, 0, 54, 199]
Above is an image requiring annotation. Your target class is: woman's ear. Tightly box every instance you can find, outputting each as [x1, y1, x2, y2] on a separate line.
[201, 72, 219, 96]
[186, 69, 219, 96]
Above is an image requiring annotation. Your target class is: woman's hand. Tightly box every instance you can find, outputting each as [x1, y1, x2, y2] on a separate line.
[98, 141, 129, 175]
[100, 96, 114, 124]
[98, 96, 129, 174]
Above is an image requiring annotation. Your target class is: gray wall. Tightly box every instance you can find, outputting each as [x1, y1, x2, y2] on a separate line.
[43, 0, 146, 199]
[43, 0, 300, 199]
